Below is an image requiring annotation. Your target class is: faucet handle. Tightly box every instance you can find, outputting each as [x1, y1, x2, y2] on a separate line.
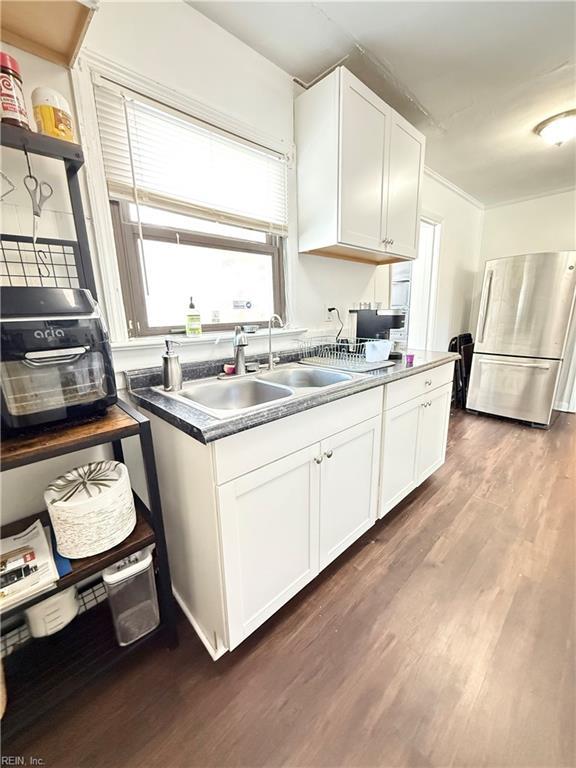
[234, 325, 248, 347]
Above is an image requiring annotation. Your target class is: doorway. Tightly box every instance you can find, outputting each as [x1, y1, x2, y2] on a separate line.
[409, 218, 440, 349]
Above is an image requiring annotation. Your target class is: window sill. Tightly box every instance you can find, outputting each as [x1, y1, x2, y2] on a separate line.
[111, 326, 308, 352]
[111, 327, 309, 378]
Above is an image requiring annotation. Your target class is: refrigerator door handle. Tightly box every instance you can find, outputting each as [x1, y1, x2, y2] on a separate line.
[477, 269, 494, 343]
[480, 359, 551, 370]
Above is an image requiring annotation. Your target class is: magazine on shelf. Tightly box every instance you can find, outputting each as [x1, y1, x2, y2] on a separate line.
[0, 520, 60, 611]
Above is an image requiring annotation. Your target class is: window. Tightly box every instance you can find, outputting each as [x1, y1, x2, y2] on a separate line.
[111, 202, 285, 335]
[94, 81, 288, 336]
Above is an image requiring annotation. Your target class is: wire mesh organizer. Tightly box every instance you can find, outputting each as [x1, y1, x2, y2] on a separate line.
[0, 235, 81, 289]
[298, 336, 397, 373]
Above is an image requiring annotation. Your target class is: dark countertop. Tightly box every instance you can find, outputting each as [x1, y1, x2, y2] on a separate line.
[126, 350, 459, 444]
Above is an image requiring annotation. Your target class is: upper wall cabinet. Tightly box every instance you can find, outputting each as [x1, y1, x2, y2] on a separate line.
[0, 0, 96, 68]
[295, 67, 425, 265]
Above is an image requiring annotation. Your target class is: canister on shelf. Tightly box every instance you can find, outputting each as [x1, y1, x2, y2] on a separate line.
[103, 548, 160, 646]
[25, 587, 79, 637]
[32, 87, 75, 142]
[0, 52, 30, 129]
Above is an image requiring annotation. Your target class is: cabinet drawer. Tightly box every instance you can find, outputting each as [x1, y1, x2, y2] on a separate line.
[213, 388, 382, 484]
[384, 362, 454, 410]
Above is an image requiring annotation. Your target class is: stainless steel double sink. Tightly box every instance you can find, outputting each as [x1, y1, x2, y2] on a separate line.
[158, 364, 355, 418]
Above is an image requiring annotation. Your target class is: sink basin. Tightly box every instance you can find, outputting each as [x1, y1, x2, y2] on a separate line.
[260, 367, 352, 388]
[178, 378, 292, 412]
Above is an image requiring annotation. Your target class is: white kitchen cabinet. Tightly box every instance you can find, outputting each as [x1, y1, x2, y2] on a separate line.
[295, 66, 425, 265]
[218, 444, 320, 650]
[416, 383, 452, 482]
[379, 379, 453, 518]
[339, 71, 391, 252]
[319, 417, 381, 569]
[142, 370, 456, 659]
[384, 114, 425, 260]
[220, 416, 382, 647]
[379, 398, 420, 516]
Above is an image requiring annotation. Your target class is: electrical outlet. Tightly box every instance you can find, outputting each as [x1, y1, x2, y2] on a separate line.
[322, 304, 333, 323]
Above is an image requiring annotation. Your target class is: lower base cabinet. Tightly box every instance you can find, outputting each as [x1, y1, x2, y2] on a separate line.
[416, 382, 452, 482]
[218, 444, 320, 649]
[319, 417, 381, 568]
[379, 381, 452, 517]
[217, 417, 381, 649]
[146, 368, 455, 658]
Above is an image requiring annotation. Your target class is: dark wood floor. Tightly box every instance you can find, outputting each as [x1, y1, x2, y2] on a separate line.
[8, 411, 576, 768]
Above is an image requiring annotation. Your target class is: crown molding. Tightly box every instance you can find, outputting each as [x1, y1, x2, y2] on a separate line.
[423, 166, 484, 210]
[484, 186, 576, 210]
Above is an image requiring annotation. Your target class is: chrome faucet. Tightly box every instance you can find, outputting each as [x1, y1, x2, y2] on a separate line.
[268, 314, 284, 370]
[233, 325, 248, 375]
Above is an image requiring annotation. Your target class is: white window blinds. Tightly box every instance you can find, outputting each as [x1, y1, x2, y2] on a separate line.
[93, 83, 289, 235]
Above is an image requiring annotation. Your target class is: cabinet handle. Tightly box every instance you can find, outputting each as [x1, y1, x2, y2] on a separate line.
[314, 455, 323, 464]
[425, 379, 432, 386]
[390, 238, 394, 245]
[324, 449, 334, 459]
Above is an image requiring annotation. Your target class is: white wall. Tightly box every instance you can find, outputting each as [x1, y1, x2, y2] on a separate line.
[475, 189, 576, 410]
[480, 189, 576, 262]
[0, 45, 82, 243]
[84, 2, 294, 147]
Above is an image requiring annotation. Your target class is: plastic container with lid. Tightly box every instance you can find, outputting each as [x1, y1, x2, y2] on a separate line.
[32, 87, 75, 142]
[25, 587, 79, 637]
[103, 547, 159, 646]
[0, 52, 30, 128]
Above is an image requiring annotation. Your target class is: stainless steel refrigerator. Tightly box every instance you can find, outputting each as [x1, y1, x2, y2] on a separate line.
[467, 251, 576, 427]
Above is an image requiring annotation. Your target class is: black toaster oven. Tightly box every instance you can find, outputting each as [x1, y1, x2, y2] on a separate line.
[1, 287, 117, 433]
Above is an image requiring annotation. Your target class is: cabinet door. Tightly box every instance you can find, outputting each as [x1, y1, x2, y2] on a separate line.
[416, 383, 452, 482]
[319, 417, 381, 569]
[384, 114, 425, 260]
[379, 398, 420, 518]
[217, 445, 320, 649]
[339, 69, 390, 251]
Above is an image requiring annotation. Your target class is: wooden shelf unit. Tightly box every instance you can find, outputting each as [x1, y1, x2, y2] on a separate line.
[0, 123, 97, 298]
[1, 399, 178, 741]
[0, 501, 155, 621]
[0, 123, 84, 167]
[1, 404, 140, 471]
[3, 602, 167, 737]
[1, 0, 96, 69]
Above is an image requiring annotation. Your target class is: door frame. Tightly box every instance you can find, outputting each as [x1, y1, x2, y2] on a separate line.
[408, 213, 442, 350]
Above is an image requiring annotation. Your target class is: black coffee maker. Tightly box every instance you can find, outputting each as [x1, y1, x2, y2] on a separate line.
[349, 308, 406, 358]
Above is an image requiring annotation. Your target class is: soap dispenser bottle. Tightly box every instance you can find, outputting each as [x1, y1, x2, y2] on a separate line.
[162, 338, 182, 392]
[186, 297, 202, 336]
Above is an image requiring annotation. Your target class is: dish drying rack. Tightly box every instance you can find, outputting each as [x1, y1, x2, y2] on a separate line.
[298, 336, 397, 373]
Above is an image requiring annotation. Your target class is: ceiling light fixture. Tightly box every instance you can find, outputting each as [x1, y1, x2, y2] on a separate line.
[535, 110, 576, 146]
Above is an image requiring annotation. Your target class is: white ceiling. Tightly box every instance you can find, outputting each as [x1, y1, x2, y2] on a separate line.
[190, 1, 576, 205]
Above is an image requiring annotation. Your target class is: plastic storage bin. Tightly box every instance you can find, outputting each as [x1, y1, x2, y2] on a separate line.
[103, 548, 159, 646]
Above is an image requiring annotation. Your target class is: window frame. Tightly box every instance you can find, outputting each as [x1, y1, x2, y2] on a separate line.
[110, 200, 286, 337]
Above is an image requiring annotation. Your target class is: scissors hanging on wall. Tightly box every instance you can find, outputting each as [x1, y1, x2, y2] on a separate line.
[24, 173, 54, 217]
[24, 148, 54, 279]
